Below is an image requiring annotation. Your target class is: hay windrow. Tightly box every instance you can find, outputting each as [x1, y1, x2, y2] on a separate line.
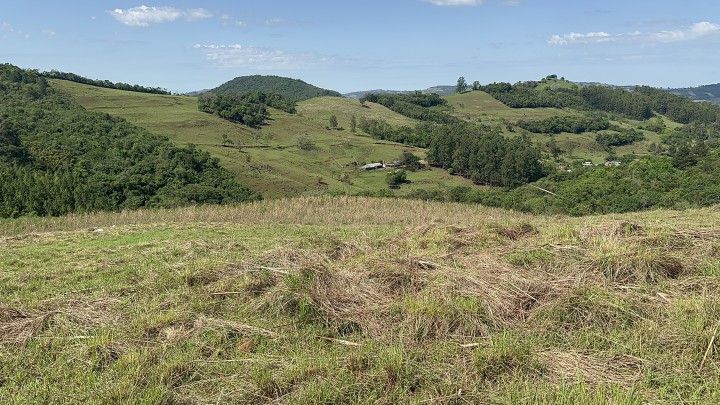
[5, 199, 720, 402]
[0, 298, 121, 345]
[538, 350, 644, 386]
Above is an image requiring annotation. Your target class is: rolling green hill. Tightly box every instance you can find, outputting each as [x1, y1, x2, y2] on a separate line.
[49, 75, 720, 217]
[50, 79, 476, 199]
[3, 197, 720, 403]
[205, 75, 342, 102]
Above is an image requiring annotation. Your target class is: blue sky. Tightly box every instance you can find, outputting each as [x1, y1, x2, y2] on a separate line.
[1, 0, 719, 93]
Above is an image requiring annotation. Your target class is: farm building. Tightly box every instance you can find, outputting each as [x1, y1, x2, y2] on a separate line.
[360, 163, 384, 171]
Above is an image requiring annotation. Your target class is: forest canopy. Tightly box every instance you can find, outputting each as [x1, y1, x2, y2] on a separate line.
[0, 64, 260, 218]
[480, 79, 720, 123]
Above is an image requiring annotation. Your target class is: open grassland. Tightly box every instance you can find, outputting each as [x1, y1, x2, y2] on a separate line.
[50, 80, 475, 198]
[445, 91, 575, 123]
[3, 197, 720, 403]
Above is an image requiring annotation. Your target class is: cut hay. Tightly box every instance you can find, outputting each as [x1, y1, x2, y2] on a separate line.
[538, 350, 644, 386]
[0, 298, 120, 345]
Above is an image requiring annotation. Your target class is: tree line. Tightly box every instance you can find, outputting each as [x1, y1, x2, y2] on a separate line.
[517, 113, 610, 134]
[478, 79, 720, 123]
[42, 70, 171, 95]
[0, 64, 260, 218]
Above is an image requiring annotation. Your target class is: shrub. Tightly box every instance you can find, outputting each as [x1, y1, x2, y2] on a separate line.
[386, 170, 408, 187]
[297, 136, 316, 151]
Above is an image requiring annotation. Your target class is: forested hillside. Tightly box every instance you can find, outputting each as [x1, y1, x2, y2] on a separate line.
[207, 75, 341, 102]
[0, 64, 260, 218]
[669, 83, 720, 104]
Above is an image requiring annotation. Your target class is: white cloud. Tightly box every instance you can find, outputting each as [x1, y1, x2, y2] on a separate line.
[264, 18, 284, 26]
[549, 31, 613, 45]
[550, 21, 720, 45]
[1, 21, 14, 32]
[236, 21, 247, 27]
[193, 44, 346, 70]
[109, 5, 213, 27]
[425, 0, 484, 5]
[41, 29, 56, 37]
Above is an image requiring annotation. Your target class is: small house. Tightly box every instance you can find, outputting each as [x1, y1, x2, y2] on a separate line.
[605, 160, 621, 167]
[582, 161, 594, 167]
[360, 163, 384, 171]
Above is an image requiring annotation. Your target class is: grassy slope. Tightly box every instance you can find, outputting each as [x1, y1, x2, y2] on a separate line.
[445, 91, 671, 164]
[445, 90, 575, 123]
[2, 197, 720, 403]
[50, 79, 475, 198]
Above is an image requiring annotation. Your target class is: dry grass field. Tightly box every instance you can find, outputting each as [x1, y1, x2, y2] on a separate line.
[3, 197, 720, 403]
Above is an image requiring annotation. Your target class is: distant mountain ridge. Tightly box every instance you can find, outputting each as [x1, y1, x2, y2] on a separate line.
[344, 85, 455, 99]
[668, 84, 720, 104]
[202, 75, 341, 102]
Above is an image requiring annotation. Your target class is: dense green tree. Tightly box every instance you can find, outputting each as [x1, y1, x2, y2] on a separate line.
[386, 170, 408, 187]
[426, 123, 545, 187]
[456, 77, 468, 94]
[329, 115, 339, 129]
[596, 129, 645, 149]
[198, 91, 295, 127]
[398, 152, 422, 171]
[0, 64, 260, 218]
[517, 114, 610, 134]
[359, 92, 459, 125]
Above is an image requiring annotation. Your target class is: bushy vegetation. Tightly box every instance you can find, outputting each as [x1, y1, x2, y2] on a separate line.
[357, 117, 429, 147]
[397, 151, 423, 171]
[427, 124, 545, 188]
[480, 79, 720, 123]
[636, 86, 720, 124]
[198, 92, 296, 127]
[0, 64, 260, 218]
[43, 70, 170, 95]
[596, 128, 645, 148]
[413, 154, 720, 215]
[385, 169, 408, 186]
[517, 113, 610, 134]
[198, 94, 269, 127]
[360, 92, 462, 125]
[209, 75, 341, 102]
